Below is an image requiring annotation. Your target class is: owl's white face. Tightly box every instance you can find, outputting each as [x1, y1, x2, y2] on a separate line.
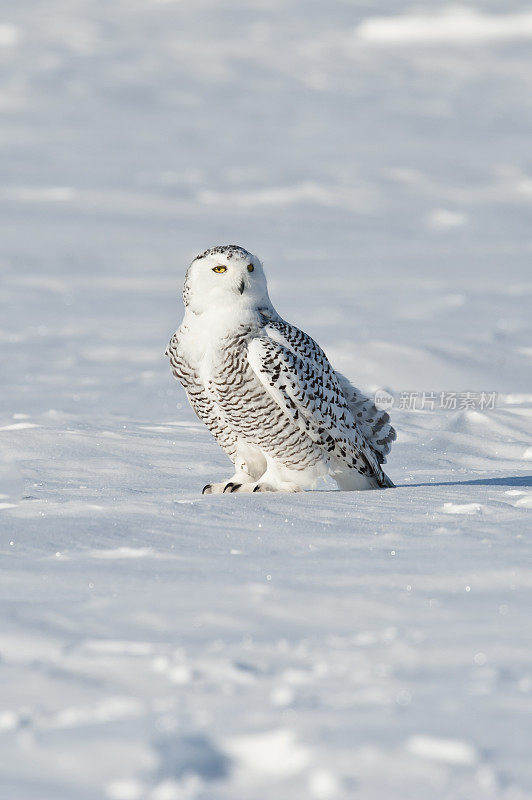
[184, 246, 270, 315]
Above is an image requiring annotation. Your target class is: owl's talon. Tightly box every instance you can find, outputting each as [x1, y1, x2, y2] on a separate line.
[202, 484, 213, 495]
[223, 482, 242, 493]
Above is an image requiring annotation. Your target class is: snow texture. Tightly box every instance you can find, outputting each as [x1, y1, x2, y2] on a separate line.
[1, 1, 531, 798]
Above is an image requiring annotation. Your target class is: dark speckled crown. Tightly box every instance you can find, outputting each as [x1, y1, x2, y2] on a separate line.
[195, 245, 252, 261]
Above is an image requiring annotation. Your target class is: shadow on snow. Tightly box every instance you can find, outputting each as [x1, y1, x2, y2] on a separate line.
[400, 475, 532, 489]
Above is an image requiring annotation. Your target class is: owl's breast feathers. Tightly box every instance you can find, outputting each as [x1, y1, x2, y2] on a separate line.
[165, 329, 239, 459]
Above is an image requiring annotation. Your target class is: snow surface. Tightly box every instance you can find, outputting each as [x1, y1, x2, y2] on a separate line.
[1, 1, 531, 798]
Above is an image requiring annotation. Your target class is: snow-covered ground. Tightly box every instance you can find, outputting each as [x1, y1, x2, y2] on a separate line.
[1, 1, 531, 798]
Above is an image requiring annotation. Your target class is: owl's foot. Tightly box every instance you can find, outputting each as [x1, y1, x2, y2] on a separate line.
[250, 481, 302, 493]
[202, 480, 245, 495]
[202, 479, 302, 494]
[207, 480, 302, 494]
[202, 466, 257, 494]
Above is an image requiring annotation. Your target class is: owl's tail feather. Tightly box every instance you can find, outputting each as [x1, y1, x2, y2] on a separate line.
[364, 470, 395, 490]
[381, 471, 395, 489]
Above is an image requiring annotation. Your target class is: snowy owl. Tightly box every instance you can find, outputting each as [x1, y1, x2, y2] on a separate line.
[166, 245, 395, 493]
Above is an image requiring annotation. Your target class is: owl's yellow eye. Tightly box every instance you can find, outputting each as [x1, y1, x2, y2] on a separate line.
[247, 264, 254, 272]
[212, 266, 227, 273]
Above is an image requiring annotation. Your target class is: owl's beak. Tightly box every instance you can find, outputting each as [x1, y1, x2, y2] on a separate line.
[237, 279, 245, 295]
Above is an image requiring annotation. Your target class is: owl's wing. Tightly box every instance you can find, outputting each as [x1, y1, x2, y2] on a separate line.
[259, 313, 396, 465]
[247, 334, 389, 486]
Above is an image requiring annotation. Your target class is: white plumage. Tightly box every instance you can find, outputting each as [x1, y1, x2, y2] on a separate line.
[166, 245, 395, 493]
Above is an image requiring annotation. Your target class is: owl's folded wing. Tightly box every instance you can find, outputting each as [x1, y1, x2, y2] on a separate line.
[247, 336, 385, 481]
[259, 313, 395, 465]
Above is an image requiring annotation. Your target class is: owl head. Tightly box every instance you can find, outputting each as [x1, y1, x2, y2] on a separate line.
[183, 245, 271, 314]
